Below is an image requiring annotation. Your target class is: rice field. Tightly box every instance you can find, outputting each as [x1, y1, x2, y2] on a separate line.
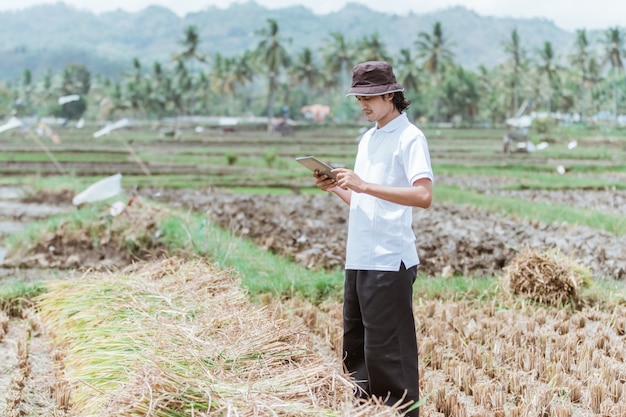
[1, 122, 626, 416]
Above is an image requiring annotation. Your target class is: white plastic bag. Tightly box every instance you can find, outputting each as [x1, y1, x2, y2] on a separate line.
[72, 173, 123, 205]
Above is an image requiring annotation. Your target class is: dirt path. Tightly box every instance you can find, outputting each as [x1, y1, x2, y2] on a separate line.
[0, 187, 72, 416]
[0, 314, 59, 416]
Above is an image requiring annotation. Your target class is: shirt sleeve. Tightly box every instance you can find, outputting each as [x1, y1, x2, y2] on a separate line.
[404, 131, 434, 185]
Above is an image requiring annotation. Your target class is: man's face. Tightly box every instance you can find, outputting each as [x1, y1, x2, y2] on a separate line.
[355, 93, 395, 125]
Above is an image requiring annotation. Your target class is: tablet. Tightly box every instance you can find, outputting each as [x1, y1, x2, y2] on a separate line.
[295, 156, 337, 179]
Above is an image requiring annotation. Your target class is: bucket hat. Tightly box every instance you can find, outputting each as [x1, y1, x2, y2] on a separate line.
[346, 61, 404, 96]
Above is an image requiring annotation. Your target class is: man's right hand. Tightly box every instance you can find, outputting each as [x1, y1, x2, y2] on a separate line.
[314, 171, 337, 191]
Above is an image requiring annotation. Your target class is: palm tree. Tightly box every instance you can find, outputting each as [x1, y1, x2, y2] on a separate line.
[173, 25, 206, 116]
[171, 58, 190, 116]
[231, 51, 255, 114]
[569, 29, 598, 121]
[394, 48, 421, 119]
[32, 68, 55, 113]
[502, 28, 527, 116]
[289, 47, 323, 106]
[209, 53, 241, 115]
[321, 32, 354, 91]
[17, 69, 34, 116]
[356, 33, 392, 63]
[477, 65, 507, 125]
[210, 53, 234, 96]
[434, 64, 479, 124]
[125, 58, 147, 118]
[255, 18, 291, 127]
[415, 21, 455, 123]
[173, 25, 206, 64]
[536, 41, 561, 112]
[601, 27, 625, 124]
[194, 71, 212, 115]
[147, 61, 168, 118]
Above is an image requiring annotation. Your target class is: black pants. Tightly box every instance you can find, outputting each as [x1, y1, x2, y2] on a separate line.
[343, 263, 419, 417]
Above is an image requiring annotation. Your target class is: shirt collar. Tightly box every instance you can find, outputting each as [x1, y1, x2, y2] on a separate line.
[376, 112, 408, 132]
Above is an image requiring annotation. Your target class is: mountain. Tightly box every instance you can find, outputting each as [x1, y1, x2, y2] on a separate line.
[0, 1, 601, 82]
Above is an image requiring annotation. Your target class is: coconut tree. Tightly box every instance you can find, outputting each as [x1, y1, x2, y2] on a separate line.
[171, 58, 190, 116]
[147, 61, 168, 118]
[568, 29, 606, 122]
[205, 51, 254, 116]
[209, 54, 234, 96]
[321, 32, 354, 91]
[356, 33, 392, 63]
[502, 28, 527, 116]
[289, 47, 323, 106]
[395, 48, 420, 94]
[231, 50, 256, 114]
[569, 29, 591, 120]
[173, 25, 206, 65]
[320, 32, 355, 121]
[32, 68, 56, 115]
[394, 48, 422, 119]
[124, 58, 147, 118]
[477, 65, 507, 125]
[443, 65, 479, 124]
[415, 21, 455, 123]
[255, 18, 291, 127]
[601, 27, 625, 124]
[15, 69, 34, 116]
[173, 25, 206, 116]
[536, 41, 561, 112]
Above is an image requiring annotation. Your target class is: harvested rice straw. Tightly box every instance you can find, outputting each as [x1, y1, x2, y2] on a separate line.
[37, 258, 398, 416]
[504, 247, 592, 307]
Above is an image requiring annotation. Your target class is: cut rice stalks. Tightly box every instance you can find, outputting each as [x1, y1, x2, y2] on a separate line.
[36, 257, 400, 416]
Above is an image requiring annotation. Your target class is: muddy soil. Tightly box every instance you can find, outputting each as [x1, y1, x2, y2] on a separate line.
[5, 178, 625, 281]
[141, 177, 626, 280]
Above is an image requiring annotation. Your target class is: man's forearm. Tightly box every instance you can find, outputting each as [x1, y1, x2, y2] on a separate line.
[361, 179, 432, 208]
[331, 186, 352, 205]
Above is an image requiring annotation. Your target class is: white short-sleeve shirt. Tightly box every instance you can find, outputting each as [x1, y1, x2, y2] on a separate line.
[345, 112, 433, 271]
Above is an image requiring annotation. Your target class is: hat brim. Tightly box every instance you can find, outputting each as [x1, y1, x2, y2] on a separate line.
[345, 84, 404, 97]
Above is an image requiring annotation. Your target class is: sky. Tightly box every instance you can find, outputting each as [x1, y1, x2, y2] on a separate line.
[0, 0, 623, 32]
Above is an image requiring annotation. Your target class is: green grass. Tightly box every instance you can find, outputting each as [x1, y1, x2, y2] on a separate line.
[413, 274, 499, 301]
[435, 184, 626, 236]
[156, 211, 344, 302]
[0, 280, 48, 316]
[435, 163, 626, 190]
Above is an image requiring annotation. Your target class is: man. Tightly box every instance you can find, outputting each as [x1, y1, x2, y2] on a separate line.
[314, 61, 433, 417]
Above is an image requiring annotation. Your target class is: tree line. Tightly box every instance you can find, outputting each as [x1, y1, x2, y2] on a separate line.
[1, 19, 625, 126]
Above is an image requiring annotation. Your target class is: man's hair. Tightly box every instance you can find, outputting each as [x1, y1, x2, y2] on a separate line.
[391, 91, 411, 113]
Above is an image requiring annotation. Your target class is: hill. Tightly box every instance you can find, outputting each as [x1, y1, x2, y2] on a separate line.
[0, 1, 596, 81]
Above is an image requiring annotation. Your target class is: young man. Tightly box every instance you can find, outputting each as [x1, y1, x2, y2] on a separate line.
[314, 61, 433, 417]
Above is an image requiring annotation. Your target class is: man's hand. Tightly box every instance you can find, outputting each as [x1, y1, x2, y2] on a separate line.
[314, 171, 337, 191]
[332, 168, 367, 192]
[331, 168, 433, 208]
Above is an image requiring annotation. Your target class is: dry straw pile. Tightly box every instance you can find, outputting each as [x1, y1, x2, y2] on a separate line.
[504, 247, 592, 307]
[37, 258, 400, 416]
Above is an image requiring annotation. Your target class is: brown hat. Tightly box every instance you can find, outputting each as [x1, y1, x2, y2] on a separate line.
[346, 61, 404, 96]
